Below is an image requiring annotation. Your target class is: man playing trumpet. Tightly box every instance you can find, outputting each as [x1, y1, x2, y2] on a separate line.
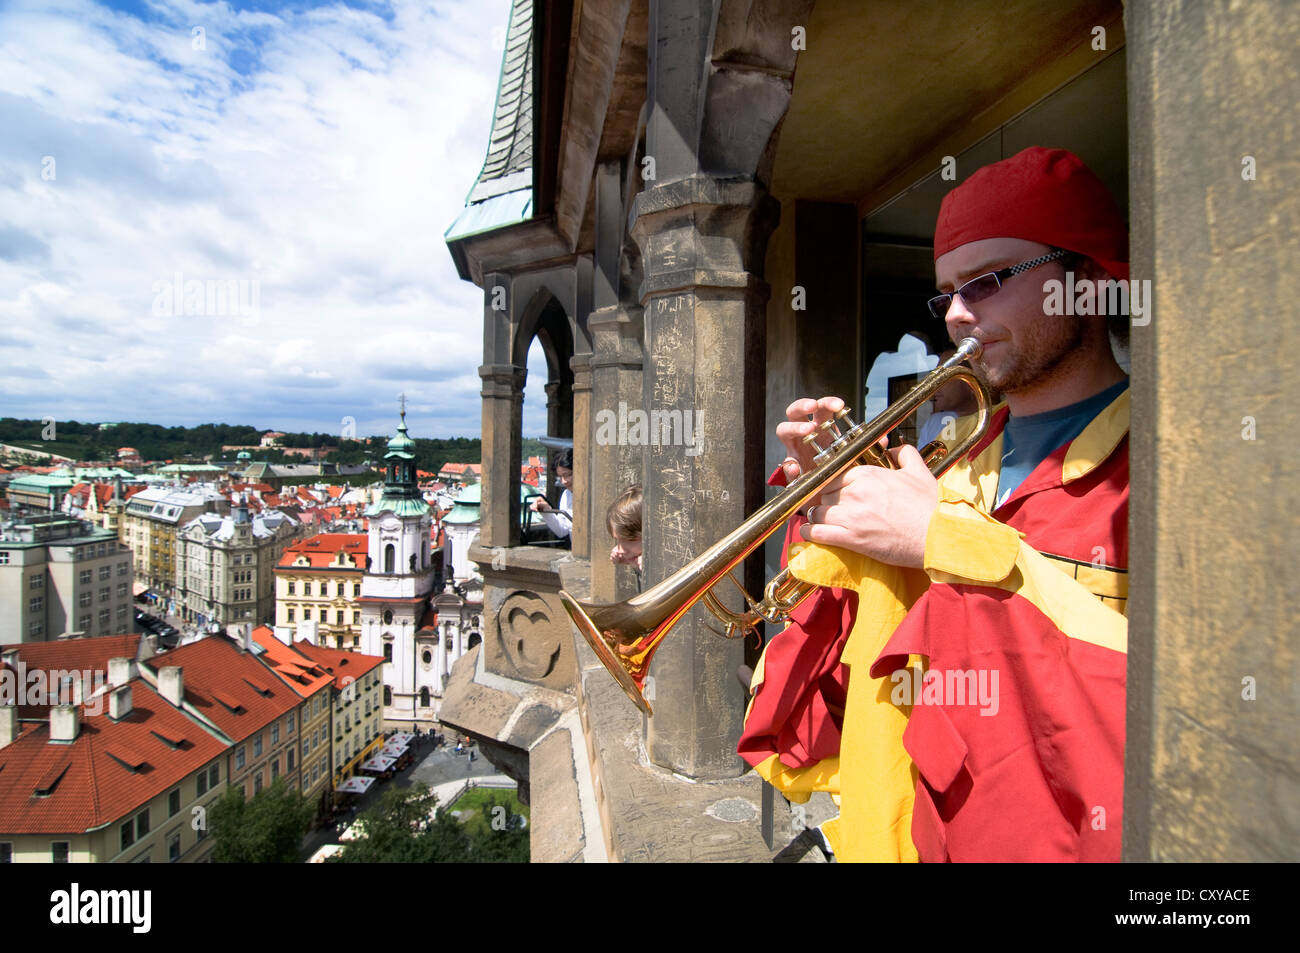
[743, 147, 1131, 862]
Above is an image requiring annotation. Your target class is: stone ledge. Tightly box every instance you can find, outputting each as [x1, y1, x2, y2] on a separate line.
[437, 642, 607, 862]
[566, 573, 821, 862]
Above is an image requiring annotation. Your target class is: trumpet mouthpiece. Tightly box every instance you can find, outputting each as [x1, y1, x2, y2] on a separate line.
[955, 336, 983, 361]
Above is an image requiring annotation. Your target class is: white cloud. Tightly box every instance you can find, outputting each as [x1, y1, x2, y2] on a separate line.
[0, 0, 524, 440]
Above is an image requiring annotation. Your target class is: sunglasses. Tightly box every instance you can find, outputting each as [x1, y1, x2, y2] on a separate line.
[927, 248, 1071, 320]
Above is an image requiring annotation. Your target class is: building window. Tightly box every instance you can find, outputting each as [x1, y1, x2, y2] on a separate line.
[287, 580, 295, 595]
[303, 608, 311, 621]
[383, 643, 392, 662]
[29, 574, 42, 590]
[98, 609, 110, 628]
[420, 687, 430, 707]
[168, 788, 181, 817]
[117, 582, 127, 598]
[287, 608, 295, 622]
[271, 758, 280, 779]
[51, 842, 70, 863]
[99, 565, 111, 580]
[304, 581, 312, 596]
[235, 746, 246, 770]
[0, 552, 8, 565]
[121, 820, 135, 852]
[209, 764, 219, 788]
[382, 609, 393, 625]
[271, 723, 280, 745]
[253, 735, 263, 757]
[197, 770, 209, 797]
[353, 611, 360, 624]
[253, 772, 263, 794]
[119, 562, 129, 576]
[29, 621, 43, 637]
[353, 583, 360, 597]
[136, 808, 150, 838]
[99, 587, 110, 603]
[287, 711, 295, 732]
[29, 597, 42, 614]
[303, 739, 310, 759]
[383, 686, 391, 706]
[287, 748, 295, 771]
[0, 843, 10, 863]
[79, 591, 92, 607]
[79, 614, 91, 630]
[79, 569, 92, 585]
[168, 831, 181, 862]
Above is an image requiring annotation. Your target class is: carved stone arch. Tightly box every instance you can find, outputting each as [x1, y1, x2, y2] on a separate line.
[513, 286, 575, 445]
[699, 0, 816, 186]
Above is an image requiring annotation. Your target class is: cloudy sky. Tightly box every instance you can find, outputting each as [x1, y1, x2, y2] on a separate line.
[0, 0, 553, 442]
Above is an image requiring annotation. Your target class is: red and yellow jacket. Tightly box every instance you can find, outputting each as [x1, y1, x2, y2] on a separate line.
[739, 390, 1130, 862]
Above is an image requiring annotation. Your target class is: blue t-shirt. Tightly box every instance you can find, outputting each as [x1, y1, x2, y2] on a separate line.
[995, 379, 1129, 508]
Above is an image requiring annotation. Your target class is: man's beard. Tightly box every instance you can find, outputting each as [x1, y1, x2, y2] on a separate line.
[974, 316, 1086, 395]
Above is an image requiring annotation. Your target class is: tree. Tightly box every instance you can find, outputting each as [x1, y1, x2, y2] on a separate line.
[464, 792, 529, 863]
[331, 783, 472, 863]
[210, 778, 314, 863]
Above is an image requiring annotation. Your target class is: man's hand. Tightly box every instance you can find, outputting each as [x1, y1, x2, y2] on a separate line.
[530, 497, 552, 513]
[780, 396, 939, 569]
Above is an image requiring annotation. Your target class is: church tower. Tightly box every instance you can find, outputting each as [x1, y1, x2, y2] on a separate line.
[359, 396, 436, 725]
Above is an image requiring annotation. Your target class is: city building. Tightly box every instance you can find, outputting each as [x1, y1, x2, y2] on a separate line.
[0, 638, 228, 863]
[174, 495, 303, 629]
[286, 640, 385, 788]
[0, 513, 134, 643]
[357, 406, 437, 726]
[274, 534, 369, 650]
[249, 626, 337, 818]
[5, 473, 75, 513]
[120, 485, 228, 606]
[142, 633, 302, 802]
[436, 461, 481, 486]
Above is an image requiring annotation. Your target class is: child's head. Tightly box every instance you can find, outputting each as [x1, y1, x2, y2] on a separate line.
[607, 484, 642, 566]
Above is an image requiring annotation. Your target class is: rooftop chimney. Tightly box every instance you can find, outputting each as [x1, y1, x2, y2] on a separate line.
[0, 706, 16, 750]
[50, 704, 79, 742]
[158, 667, 184, 707]
[242, 623, 253, 654]
[108, 685, 133, 720]
[107, 656, 135, 687]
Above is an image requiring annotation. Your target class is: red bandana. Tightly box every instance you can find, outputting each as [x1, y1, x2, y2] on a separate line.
[933, 147, 1129, 281]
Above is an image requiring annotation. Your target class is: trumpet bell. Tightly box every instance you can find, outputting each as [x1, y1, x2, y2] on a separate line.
[561, 591, 658, 714]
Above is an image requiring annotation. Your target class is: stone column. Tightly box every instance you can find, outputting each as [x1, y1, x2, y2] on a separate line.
[479, 361, 526, 548]
[570, 352, 593, 560]
[479, 271, 525, 548]
[588, 305, 645, 604]
[1123, 0, 1300, 861]
[629, 175, 779, 779]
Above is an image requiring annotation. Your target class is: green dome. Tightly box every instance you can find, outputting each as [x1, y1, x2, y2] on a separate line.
[386, 418, 416, 456]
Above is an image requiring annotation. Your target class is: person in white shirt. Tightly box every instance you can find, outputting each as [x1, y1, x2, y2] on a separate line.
[530, 449, 573, 539]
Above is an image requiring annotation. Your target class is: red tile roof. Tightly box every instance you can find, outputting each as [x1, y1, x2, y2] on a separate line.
[250, 627, 335, 700]
[140, 637, 299, 744]
[0, 679, 227, 836]
[287, 642, 383, 690]
[276, 533, 368, 570]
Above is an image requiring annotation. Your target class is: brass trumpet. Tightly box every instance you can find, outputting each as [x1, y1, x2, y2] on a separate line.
[560, 337, 993, 715]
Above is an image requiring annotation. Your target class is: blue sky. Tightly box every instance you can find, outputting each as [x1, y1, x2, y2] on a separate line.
[0, 0, 552, 442]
